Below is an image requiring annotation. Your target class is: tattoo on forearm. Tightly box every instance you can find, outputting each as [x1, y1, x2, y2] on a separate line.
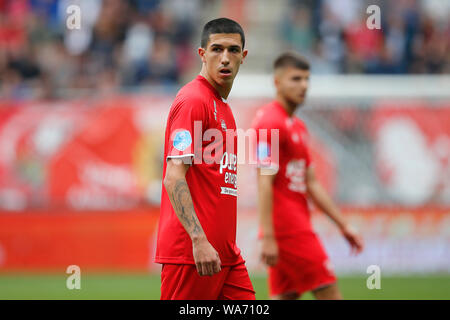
[168, 179, 203, 237]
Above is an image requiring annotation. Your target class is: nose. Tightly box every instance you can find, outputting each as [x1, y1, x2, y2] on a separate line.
[301, 79, 309, 90]
[221, 50, 230, 66]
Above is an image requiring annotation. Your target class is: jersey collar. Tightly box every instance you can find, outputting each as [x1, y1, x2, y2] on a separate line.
[273, 100, 291, 118]
[196, 75, 226, 102]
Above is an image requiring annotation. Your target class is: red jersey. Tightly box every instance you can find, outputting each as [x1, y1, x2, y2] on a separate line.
[252, 100, 313, 237]
[155, 75, 244, 266]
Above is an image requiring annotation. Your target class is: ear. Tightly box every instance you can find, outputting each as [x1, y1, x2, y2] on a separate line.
[198, 47, 206, 63]
[273, 73, 280, 90]
[241, 49, 248, 64]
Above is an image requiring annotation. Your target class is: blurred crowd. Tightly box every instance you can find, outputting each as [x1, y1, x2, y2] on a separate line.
[0, 0, 449, 100]
[282, 0, 450, 74]
[0, 0, 206, 100]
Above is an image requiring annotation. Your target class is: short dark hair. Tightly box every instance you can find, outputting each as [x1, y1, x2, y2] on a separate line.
[274, 52, 310, 71]
[201, 18, 245, 49]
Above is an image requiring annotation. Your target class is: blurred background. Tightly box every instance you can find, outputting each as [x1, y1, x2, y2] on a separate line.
[0, 0, 449, 299]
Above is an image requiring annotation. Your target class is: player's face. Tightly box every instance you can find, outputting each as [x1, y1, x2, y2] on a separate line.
[275, 67, 310, 106]
[199, 33, 248, 87]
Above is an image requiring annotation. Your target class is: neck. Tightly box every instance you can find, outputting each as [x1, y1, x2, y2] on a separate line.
[200, 67, 232, 99]
[276, 93, 297, 116]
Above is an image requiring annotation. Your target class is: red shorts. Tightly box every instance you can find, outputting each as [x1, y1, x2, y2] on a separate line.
[161, 262, 255, 300]
[268, 232, 336, 297]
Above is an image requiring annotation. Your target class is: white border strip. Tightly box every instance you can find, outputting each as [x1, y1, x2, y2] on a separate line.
[232, 74, 450, 99]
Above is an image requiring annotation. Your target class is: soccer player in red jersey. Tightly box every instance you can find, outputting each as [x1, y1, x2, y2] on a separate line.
[155, 18, 255, 300]
[252, 52, 364, 300]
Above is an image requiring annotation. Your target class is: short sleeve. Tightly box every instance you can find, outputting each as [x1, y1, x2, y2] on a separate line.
[166, 95, 207, 163]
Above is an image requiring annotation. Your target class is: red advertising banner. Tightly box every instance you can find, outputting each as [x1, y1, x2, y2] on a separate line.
[0, 208, 159, 271]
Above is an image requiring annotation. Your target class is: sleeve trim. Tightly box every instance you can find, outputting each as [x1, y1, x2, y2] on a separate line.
[166, 154, 195, 164]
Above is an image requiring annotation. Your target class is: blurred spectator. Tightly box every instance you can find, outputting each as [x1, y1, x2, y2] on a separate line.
[308, 41, 339, 74]
[145, 35, 179, 85]
[344, 11, 384, 73]
[323, 0, 362, 29]
[281, 5, 315, 55]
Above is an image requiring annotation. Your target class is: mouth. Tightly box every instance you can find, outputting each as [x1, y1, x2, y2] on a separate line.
[219, 68, 232, 77]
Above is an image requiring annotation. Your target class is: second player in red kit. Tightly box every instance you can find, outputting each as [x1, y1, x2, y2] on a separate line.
[252, 52, 364, 300]
[156, 18, 255, 300]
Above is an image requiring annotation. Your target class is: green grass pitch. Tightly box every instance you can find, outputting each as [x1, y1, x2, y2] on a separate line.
[0, 273, 449, 300]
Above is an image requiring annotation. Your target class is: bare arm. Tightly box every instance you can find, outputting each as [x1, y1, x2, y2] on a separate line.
[257, 168, 278, 266]
[305, 166, 364, 255]
[163, 158, 221, 275]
